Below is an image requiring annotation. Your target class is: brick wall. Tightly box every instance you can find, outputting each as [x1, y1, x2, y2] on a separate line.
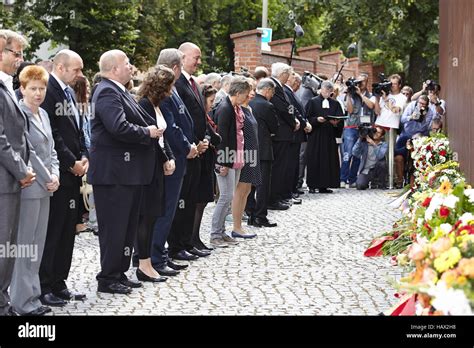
[230, 29, 380, 85]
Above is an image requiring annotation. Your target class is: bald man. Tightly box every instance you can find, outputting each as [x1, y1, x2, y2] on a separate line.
[89, 50, 161, 294]
[39, 49, 88, 307]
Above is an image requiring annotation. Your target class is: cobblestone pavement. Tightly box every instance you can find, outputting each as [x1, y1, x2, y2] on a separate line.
[53, 188, 404, 315]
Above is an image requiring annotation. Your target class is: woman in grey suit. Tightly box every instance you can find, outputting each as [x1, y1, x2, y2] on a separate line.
[11, 65, 60, 316]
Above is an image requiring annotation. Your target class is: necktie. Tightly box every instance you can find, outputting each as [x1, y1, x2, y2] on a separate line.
[189, 77, 199, 98]
[64, 87, 80, 128]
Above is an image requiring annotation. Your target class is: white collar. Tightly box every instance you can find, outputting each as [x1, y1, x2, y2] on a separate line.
[181, 70, 193, 84]
[51, 72, 69, 91]
[272, 77, 283, 88]
[0, 71, 14, 95]
[108, 78, 126, 92]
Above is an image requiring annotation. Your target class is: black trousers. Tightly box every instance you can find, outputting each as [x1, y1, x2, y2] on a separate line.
[270, 141, 290, 204]
[168, 158, 200, 254]
[40, 185, 79, 294]
[255, 160, 272, 220]
[284, 142, 301, 198]
[93, 185, 142, 284]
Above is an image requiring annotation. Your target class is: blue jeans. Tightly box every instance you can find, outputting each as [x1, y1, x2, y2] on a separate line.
[340, 128, 360, 184]
[150, 174, 184, 269]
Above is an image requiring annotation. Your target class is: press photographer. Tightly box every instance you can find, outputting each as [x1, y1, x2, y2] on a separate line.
[394, 95, 440, 187]
[410, 79, 446, 120]
[341, 73, 376, 188]
[352, 126, 388, 190]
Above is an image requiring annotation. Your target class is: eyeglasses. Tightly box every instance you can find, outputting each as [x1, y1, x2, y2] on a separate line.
[402, 92, 410, 96]
[4, 48, 23, 58]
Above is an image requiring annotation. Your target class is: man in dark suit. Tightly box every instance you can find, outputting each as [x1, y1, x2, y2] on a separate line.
[150, 48, 199, 277]
[269, 63, 298, 210]
[169, 42, 212, 261]
[0, 30, 36, 316]
[89, 49, 162, 295]
[284, 72, 311, 203]
[38, 50, 87, 307]
[248, 78, 279, 228]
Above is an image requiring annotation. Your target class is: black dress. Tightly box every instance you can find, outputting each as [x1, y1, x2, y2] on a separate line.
[239, 106, 262, 186]
[304, 96, 344, 190]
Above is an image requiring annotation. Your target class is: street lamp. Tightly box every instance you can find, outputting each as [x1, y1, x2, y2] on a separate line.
[289, 23, 304, 66]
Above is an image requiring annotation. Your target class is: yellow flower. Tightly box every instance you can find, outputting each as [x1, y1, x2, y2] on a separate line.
[456, 276, 468, 285]
[433, 247, 462, 273]
[440, 269, 459, 287]
[457, 257, 474, 278]
[438, 180, 452, 195]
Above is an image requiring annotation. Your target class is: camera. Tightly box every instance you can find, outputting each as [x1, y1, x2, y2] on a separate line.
[345, 77, 363, 95]
[301, 71, 324, 94]
[411, 105, 428, 122]
[372, 73, 392, 96]
[425, 79, 437, 91]
[358, 115, 374, 140]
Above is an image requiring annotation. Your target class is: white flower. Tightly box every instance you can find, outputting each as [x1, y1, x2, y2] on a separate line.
[428, 282, 473, 315]
[459, 212, 474, 225]
[443, 195, 459, 209]
[464, 189, 474, 203]
[426, 152, 432, 160]
[439, 156, 446, 163]
[439, 223, 452, 234]
[417, 218, 424, 227]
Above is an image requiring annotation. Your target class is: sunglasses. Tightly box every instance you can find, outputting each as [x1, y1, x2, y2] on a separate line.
[5, 48, 23, 58]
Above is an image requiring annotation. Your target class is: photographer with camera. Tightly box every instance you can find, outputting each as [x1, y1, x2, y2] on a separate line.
[374, 74, 406, 128]
[411, 80, 445, 121]
[352, 126, 388, 190]
[394, 95, 439, 188]
[340, 73, 375, 188]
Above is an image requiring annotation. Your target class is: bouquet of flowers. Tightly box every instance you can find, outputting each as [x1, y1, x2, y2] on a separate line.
[411, 134, 452, 176]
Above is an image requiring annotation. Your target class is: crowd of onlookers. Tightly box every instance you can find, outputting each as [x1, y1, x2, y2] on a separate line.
[0, 28, 445, 316]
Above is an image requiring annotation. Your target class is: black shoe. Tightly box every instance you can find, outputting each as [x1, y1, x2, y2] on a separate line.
[40, 293, 68, 307]
[295, 189, 305, 195]
[170, 250, 199, 261]
[280, 199, 292, 206]
[254, 218, 278, 228]
[318, 188, 333, 193]
[155, 265, 180, 277]
[291, 192, 300, 199]
[23, 306, 52, 316]
[6, 307, 19, 316]
[167, 260, 188, 270]
[136, 268, 167, 283]
[268, 202, 289, 211]
[309, 189, 317, 194]
[187, 247, 211, 257]
[53, 289, 87, 301]
[120, 275, 142, 288]
[292, 197, 302, 204]
[97, 282, 132, 295]
[194, 240, 214, 251]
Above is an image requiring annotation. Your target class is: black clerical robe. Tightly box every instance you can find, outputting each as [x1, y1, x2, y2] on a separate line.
[304, 96, 344, 189]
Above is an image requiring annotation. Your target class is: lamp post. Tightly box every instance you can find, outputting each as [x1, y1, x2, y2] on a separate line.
[289, 23, 304, 66]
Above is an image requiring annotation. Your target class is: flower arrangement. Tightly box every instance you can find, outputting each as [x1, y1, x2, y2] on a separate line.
[365, 133, 474, 315]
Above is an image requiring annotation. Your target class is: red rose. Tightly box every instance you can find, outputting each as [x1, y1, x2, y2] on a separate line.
[421, 197, 432, 207]
[439, 206, 450, 218]
[427, 145, 432, 151]
[423, 223, 432, 234]
[440, 150, 447, 156]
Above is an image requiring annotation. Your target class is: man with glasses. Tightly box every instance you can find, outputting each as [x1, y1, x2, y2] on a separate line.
[0, 29, 36, 316]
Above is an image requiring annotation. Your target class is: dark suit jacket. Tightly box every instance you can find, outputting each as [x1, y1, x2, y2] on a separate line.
[88, 78, 157, 186]
[284, 85, 308, 143]
[41, 74, 87, 187]
[0, 81, 30, 193]
[174, 73, 206, 142]
[270, 77, 296, 142]
[249, 94, 279, 161]
[215, 96, 237, 168]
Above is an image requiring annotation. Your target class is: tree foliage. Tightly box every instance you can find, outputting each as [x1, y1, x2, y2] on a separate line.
[0, 0, 438, 87]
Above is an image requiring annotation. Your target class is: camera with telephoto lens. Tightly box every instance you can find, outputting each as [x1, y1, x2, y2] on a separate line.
[301, 71, 324, 94]
[358, 115, 375, 141]
[411, 105, 428, 122]
[345, 77, 363, 95]
[372, 73, 392, 96]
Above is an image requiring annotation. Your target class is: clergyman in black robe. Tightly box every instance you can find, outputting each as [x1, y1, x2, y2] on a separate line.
[304, 83, 344, 193]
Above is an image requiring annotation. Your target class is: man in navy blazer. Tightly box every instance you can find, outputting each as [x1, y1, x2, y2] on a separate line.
[39, 49, 88, 307]
[89, 50, 163, 295]
[150, 48, 200, 276]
